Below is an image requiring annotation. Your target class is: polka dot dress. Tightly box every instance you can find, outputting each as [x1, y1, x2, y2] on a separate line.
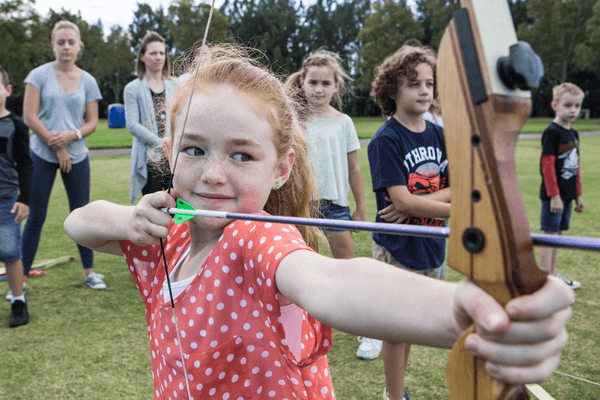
[120, 217, 335, 400]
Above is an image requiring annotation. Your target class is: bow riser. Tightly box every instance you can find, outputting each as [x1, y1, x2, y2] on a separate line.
[439, 26, 536, 307]
[439, 1, 547, 399]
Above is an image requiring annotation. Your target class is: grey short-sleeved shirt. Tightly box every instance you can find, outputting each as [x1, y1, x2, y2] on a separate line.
[306, 115, 360, 206]
[24, 62, 102, 164]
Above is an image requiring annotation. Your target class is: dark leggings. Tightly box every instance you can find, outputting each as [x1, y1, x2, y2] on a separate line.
[22, 152, 93, 276]
[141, 162, 172, 196]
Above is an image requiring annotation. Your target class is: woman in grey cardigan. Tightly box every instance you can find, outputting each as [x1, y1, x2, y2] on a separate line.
[124, 31, 177, 204]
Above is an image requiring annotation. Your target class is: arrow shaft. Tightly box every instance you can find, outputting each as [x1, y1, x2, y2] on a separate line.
[161, 208, 600, 252]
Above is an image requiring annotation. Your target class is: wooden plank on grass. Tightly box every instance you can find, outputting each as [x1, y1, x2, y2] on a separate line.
[0, 256, 76, 276]
[526, 384, 555, 400]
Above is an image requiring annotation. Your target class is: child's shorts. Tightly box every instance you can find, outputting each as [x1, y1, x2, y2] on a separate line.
[0, 196, 23, 263]
[316, 200, 352, 232]
[372, 242, 442, 279]
[540, 198, 573, 232]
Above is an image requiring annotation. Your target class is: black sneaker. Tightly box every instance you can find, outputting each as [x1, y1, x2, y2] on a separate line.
[10, 300, 29, 327]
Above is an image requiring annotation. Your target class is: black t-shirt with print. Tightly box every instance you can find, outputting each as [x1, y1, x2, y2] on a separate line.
[539, 122, 579, 200]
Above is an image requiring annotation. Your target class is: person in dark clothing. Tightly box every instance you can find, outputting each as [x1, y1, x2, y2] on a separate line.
[0, 66, 33, 327]
[539, 82, 586, 290]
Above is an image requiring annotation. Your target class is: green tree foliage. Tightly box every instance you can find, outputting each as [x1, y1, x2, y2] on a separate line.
[0, 0, 52, 100]
[508, 0, 533, 30]
[221, 0, 302, 73]
[356, 0, 423, 91]
[517, 0, 595, 84]
[572, 1, 600, 118]
[302, 0, 371, 63]
[516, 0, 597, 116]
[129, 3, 172, 53]
[573, 1, 600, 73]
[97, 26, 136, 104]
[3, 0, 598, 118]
[167, 0, 230, 59]
[414, 0, 459, 49]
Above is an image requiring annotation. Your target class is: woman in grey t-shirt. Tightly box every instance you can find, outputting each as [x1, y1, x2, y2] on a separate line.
[21, 20, 105, 291]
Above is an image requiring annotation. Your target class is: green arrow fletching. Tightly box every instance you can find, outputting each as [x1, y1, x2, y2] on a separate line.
[173, 198, 196, 225]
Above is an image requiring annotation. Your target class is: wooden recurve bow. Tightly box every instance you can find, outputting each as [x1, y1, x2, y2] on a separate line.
[438, 1, 547, 399]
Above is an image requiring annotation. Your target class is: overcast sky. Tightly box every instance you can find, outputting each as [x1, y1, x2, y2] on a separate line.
[33, 0, 417, 37]
[33, 0, 224, 35]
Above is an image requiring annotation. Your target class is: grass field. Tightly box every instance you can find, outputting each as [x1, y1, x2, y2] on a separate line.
[1, 137, 599, 399]
[87, 117, 600, 148]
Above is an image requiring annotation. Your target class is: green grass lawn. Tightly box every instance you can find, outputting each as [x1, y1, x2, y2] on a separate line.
[354, 117, 600, 137]
[1, 139, 598, 399]
[87, 120, 132, 148]
[86, 117, 600, 149]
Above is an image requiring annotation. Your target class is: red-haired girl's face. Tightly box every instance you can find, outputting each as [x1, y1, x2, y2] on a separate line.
[170, 84, 293, 233]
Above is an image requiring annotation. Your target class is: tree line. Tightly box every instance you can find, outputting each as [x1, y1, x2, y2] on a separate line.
[1, 0, 599, 118]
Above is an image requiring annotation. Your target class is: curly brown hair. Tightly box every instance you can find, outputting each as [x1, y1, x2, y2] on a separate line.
[371, 43, 437, 117]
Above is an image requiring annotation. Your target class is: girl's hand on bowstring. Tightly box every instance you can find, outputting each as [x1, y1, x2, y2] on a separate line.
[452, 276, 574, 384]
[128, 191, 177, 246]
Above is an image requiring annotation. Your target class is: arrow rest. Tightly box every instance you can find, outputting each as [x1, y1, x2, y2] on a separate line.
[462, 227, 485, 253]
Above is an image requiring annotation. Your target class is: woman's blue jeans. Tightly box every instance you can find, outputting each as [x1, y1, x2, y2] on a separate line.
[22, 152, 93, 276]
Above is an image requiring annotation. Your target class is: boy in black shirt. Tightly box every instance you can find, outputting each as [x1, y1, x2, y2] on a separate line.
[0, 66, 33, 326]
[539, 82, 585, 290]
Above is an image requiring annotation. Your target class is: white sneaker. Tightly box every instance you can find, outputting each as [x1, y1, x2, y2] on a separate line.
[557, 273, 581, 290]
[356, 337, 383, 360]
[6, 283, 27, 301]
[383, 387, 410, 400]
[84, 273, 107, 290]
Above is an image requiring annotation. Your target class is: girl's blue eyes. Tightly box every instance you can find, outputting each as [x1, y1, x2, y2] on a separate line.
[185, 148, 204, 156]
[184, 148, 251, 161]
[233, 153, 252, 162]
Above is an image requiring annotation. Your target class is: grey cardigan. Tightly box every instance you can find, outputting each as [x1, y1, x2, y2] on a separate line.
[124, 75, 177, 203]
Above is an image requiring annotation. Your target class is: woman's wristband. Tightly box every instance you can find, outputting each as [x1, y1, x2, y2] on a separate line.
[75, 129, 82, 140]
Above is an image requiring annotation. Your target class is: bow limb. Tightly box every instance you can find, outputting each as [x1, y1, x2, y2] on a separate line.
[438, 1, 546, 399]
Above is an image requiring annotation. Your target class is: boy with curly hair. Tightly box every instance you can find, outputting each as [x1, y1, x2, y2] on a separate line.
[365, 41, 450, 400]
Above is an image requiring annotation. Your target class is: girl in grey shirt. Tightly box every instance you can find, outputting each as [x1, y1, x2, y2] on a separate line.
[21, 20, 105, 291]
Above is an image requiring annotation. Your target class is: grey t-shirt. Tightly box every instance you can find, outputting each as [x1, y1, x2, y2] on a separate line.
[306, 115, 360, 206]
[24, 62, 102, 164]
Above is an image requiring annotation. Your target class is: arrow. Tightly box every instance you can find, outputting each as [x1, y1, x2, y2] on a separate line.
[162, 199, 600, 252]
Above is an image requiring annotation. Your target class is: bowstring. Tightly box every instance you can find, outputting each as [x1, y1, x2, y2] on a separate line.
[160, 1, 217, 398]
[554, 370, 600, 387]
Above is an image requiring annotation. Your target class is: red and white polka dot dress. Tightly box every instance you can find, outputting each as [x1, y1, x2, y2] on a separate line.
[121, 217, 335, 400]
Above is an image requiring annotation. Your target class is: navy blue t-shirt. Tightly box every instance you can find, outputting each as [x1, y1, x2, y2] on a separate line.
[367, 118, 449, 270]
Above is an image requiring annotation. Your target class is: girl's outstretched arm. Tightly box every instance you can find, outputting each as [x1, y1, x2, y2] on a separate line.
[276, 252, 573, 384]
[64, 192, 176, 255]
